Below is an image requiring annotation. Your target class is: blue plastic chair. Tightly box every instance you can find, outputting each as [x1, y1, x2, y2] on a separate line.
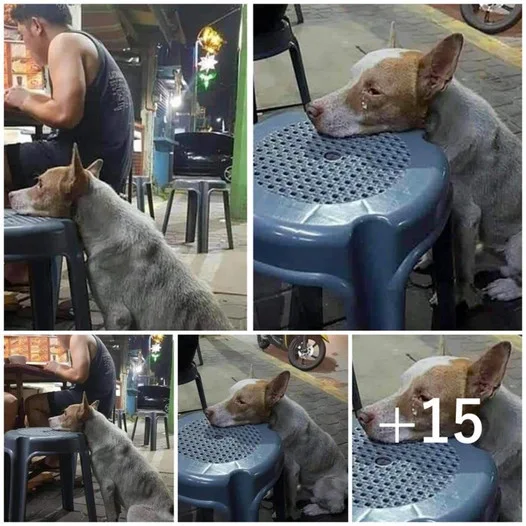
[352, 418, 500, 521]
[253, 110, 455, 330]
[4, 427, 97, 522]
[4, 209, 92, 329]
[178, 412, 286, 521]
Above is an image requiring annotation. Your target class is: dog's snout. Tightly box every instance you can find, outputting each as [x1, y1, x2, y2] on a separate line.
[306, 103, 323, 121]
[357, 410, 374, 427]
[204, 408, 214, 421]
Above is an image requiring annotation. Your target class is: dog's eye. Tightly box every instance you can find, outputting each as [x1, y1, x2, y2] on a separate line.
[366, 86, 382, 96]
[37, 180, 43, 189]
[237, 398, 246, 405]
[419, 393, 432, 403]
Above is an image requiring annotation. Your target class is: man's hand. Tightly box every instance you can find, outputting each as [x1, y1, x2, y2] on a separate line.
[4, 86, 30, 110]
[44, 360, 60, 373]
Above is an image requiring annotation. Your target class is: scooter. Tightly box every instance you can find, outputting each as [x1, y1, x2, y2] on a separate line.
[460, 4, 522, 34]
[257, 334, 328, 371]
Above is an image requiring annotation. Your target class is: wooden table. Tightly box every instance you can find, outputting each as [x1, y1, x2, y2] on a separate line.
[4, 363, 67, 427]
[5, 108, 44, 138]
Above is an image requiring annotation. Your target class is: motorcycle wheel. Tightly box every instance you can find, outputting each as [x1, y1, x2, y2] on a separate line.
[288, 335, 326, 371]
[460, 4, 522, 34]
[257, 335, 271, 349]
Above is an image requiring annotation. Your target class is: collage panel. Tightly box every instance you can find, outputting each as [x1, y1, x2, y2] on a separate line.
[4, 3, 247, 331]
[352, 334, 522, 522]
[178, 334, 349, 521]
[4, 333, 175, 521]
[253, 3, 521, 331]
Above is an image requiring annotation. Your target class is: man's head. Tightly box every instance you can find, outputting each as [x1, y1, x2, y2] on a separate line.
[10, 4, 72, 66]
[205, 371, 290, 427]
[9, 144, 103, 217]
[357, 342, 511, 443]
[48, 392, 100, 431]
[306, 26, 463, 137]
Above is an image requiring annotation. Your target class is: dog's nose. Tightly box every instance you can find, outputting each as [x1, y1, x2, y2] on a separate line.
[204, 408, 214, 421]
[306, 103, 323, 121]
[357, 410, 374, 427]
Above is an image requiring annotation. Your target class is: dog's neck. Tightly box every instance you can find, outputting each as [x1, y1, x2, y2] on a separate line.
[478, 386, 521, 463]
[269, 396, 308, 443]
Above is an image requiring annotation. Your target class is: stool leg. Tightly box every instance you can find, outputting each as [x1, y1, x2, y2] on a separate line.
[136, 179, 145, 212]
[222, 191, 234, 249]
[117, 412, 122, 430]
[123, 413, 128, 433]
[79, 448, 97, 522]
[28, 260, 55, 329]
[273, 467, 287, 521]
[64, 222, 92, 330]
[59, 453, 76, 511]
[197, 343, 204, 366]
[150, 414, 157, 452]
[253, 85, 258, 124]
[5, 451, 13, 521]
[162, 189, 176, 235]
[146, 182, 155, 219]
[294, 4, 304, 24]
[112, 407, 116, 424]
[195, 371, 208, 411]
[289, 37, 311, 106]
[164, 416, 170, 449]
[185, 190, 198, 243]
[290, 286, 324, 329]
[432, 215, 456, 330]
[12, 448, 30, 521]
[144, 416, 151, 446]
[131, 415, 139, 441]
[197, 185, 211, 254]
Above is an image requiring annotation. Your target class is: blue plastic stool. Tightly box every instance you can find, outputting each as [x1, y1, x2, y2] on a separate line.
[254, 110, 455, 330]
[178, 412, 286, 521]
[4, 209, 92, 329]
[352, 418, 500, 521]
[4, 427, 97, 522]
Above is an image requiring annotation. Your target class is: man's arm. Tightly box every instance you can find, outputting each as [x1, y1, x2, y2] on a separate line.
[45, 335, 90, 384]
[10, 33, 86, 129]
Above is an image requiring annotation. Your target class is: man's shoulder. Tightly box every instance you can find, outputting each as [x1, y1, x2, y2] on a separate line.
[49, 31, 96, 56]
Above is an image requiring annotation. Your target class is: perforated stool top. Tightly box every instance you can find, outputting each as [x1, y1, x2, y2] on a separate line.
[4, 427, 87, 456]
[253, 110, 451, 328]
[5, 209, 66, 236]
[178, 411, 284, 516]
[352, 418, 499, 521]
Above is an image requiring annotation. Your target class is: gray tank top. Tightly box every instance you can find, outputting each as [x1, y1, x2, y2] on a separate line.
[55, 30, 134, 191]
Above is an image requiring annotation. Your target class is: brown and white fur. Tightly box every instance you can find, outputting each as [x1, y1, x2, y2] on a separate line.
[358, 341, 521, 521]
[8, 145, 231, 330]
[307, 26, 522, 306]
[205, 371, 348, 518]
[49, 393, 174, 522]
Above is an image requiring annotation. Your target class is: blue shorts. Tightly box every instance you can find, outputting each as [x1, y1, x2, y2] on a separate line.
[47, 388, 114, 419]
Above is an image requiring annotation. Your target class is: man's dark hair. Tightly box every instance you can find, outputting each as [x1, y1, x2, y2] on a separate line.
[10, 4, 72, 26]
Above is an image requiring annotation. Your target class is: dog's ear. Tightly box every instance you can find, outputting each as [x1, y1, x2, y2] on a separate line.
[86, 159, 103, 179]
[248, 364, 254, 379]
[265, 371, 290, 408]
[77, 392, 91, 421]
[63, 143, 91, 199]
[438, 335, 451, 356]
[90, 400, 100, 411]
[466, 341, 511, 401]
[388, 21, 397, 48]
[417, 33, 463, 101]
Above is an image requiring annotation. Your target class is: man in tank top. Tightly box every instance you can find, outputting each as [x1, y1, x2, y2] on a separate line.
[5, 4, 134, 194]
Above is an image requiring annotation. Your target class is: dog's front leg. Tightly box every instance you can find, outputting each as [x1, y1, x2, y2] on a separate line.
[104, 305, 133, 330]
[99, 479, 119, 521]
[452, 194, 482, 307]
[283, 457, 300, 518]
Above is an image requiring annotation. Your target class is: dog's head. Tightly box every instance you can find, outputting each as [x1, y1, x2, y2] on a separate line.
[358, 341, 511, 443]
[205, 371, 290, 427]
[48, 392, 100, 431]
[307, 25, 464, 137]
[9, 144, 103, 217]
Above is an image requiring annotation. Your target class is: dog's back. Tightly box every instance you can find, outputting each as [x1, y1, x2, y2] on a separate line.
[76, 178, 232, 330]
[85, 410, 173, 519]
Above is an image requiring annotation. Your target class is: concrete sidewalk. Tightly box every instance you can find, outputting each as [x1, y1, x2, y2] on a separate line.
[254, 4, 521, 331]
[353, 334, 522, 407]
[23, 418, 174, 521]
[178, 335, 348, 521]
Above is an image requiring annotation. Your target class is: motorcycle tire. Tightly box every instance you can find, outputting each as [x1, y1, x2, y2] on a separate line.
[288, 335, 326, 371]
[460, 4, 522, 34]
[257, 335, 271, 349]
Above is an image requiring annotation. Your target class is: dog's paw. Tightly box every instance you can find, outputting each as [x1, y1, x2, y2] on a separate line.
[484, 278, 522, 301]
[429, 292, 438, 306]
[302, 503, 326, 517]
[264, 488, 274, 501]
[456, 283, 483, 308]
[414, 251, 433, 272]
